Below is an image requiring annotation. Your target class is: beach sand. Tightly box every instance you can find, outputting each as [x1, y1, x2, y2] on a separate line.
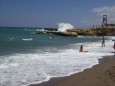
[29, 55, 115, 86]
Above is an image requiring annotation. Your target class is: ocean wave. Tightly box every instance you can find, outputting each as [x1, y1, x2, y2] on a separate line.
[0, 40, 114, 86]
[22, 38, 33, 41]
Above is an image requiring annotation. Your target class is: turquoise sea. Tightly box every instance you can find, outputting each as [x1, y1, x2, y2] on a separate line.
[0, 27, 114, 86]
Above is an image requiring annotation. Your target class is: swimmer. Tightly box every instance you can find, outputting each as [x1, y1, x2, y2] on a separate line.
[79, 45, 88, 52]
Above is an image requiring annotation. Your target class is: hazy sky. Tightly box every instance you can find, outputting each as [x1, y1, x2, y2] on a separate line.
[0, 0, 115, 28]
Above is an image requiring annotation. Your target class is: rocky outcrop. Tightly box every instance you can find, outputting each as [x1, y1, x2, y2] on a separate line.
[67, 28, 115, 36]
[36, 31, 47, 34]
[36, 28, 115, 36]
[52, 31, 77, 37]
[67, 29, 97, 36]
[36, 29, 78, 37]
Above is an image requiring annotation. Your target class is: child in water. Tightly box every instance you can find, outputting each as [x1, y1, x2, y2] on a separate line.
[79, 45, 88, 52]
[80, 45, 83, 52]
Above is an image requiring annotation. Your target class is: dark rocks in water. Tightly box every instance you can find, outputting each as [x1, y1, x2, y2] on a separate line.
[36, 29, 78, 37]
[36, 31, 48, 34]
[52, 31, 77, 37]
[36, 28, 115, 36]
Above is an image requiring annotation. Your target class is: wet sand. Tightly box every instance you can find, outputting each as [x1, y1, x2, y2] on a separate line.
[29, 55, 115, 86]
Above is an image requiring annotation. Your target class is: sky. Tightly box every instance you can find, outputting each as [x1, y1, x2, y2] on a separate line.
[0, 0, 115, 28]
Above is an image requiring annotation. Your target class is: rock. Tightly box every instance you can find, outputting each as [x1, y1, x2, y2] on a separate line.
[52, 31, 77, 37]
[36, 28, 115, 36]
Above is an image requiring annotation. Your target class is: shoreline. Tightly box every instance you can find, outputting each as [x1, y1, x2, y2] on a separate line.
[29, 55, 115, 86]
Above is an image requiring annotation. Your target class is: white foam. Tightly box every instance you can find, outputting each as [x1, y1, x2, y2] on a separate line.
[0, 63, 19, 69]
[58, 23, 74, 32]
[22, 38, 33, 41]
[0, 39, 114, 86]
[0, 64, 9, 69]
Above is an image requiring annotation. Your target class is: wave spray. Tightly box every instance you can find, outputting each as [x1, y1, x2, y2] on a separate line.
[58, 23, 74, 32]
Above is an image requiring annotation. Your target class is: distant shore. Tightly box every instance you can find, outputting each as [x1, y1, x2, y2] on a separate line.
[29, 55, 115, 86]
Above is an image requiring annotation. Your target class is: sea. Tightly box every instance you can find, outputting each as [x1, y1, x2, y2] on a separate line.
[0, 27, 114, 86]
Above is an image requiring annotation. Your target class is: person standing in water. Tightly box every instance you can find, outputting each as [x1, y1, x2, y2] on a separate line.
[113, 41, 115, 54]
[102, 36, 105, 47]
[113, 41, 115, 50]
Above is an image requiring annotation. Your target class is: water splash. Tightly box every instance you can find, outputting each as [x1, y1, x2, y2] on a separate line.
[58, 23, 74, 32]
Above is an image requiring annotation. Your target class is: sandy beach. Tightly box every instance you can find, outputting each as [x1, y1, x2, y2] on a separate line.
[29, 55, 115, 86]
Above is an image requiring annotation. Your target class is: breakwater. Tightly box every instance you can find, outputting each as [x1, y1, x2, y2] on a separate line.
[36, 28, 115, 36]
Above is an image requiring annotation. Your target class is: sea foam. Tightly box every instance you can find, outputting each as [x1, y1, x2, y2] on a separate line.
[0, 38, 114, 86]
[58, 23, 74, 32]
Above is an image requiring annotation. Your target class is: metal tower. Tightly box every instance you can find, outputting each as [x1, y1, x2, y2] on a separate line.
[102, 15, 107, 28]
[101, 15, 107, 35]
